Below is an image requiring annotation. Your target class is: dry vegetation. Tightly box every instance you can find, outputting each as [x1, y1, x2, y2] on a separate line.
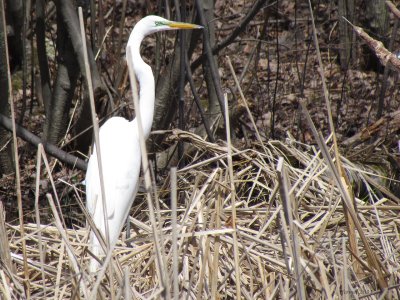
[2, 131, 400, 298]
[1, 0, 400, 299]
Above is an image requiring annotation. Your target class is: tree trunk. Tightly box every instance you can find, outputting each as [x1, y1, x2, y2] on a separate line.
[338, 0, 355, 70]
[36, 0, 52, 117]
[58, 0, 104, 154]
[152, 23, 201, 147]
[0, 0, 14, 175]
[41, 0, 103, 150]
[365, 0, 389, 42]
[5, 0, 23, 71]
[362, 0, 389, 71]
[43, 2, 79, 144]
[202, 0, 221, 118]
[153, 43, 183, 135]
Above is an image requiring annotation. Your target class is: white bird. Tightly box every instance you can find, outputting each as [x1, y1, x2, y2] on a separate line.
[85, 15, 202, 272]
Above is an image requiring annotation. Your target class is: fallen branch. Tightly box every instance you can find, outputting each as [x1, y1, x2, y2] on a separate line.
[0, 113, 87, 171]
[344, 17, 400, 72]
[343, 110, 400, 147]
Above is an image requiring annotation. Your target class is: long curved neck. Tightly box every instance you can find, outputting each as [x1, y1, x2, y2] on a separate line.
[127, 27, 155, 139]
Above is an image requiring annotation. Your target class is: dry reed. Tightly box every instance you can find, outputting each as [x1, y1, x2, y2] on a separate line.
[1, 129, 400, 299]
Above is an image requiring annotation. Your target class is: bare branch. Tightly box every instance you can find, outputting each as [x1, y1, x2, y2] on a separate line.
[0, 113, 87, 171]
[191, 0, 269, 71]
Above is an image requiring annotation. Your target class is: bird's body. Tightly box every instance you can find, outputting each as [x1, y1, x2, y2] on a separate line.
[86, 117, 140, 271]
[85, 15, 201, 272]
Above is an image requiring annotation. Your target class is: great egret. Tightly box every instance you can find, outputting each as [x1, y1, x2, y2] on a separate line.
[85, 15, 202, 272]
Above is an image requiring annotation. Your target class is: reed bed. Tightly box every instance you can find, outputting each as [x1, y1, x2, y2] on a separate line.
[1, 130, 399, 299]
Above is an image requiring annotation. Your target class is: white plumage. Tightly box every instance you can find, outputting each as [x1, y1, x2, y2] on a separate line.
[85, 15, 202, 272]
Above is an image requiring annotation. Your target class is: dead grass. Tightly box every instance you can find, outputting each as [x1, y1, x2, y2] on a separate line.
[1, 2, 400, 298]
[1, 130, 400, 299]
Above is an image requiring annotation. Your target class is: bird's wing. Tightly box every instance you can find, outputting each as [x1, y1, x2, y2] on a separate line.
[85, 117, 141, 238]
[85, 150, 100, 217]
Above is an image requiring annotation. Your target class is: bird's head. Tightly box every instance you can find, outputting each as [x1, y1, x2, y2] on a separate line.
[137, 15, 203, 36]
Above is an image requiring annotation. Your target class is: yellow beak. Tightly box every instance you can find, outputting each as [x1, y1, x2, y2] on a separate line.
[168, 21, 203, 29]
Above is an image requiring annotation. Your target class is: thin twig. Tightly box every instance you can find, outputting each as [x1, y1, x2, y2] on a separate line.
[308, 0, 361, 282]
[171, 167, 179, 299]
[191, 0, 270, 71]
[276, 157, 306, 300]
[300, 100, 389, 290]
[226, 55, 266, 148]
[34, 145, 46, 298]
[0, 0, 28, 284]
[126, 46, 169, 297]
[223, 93, 241, 299]
[195, 0, 226, 123]
[78, 6, 111, 263]
[184, 53, 215, 142]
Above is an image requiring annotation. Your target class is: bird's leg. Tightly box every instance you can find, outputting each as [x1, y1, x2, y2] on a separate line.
[125, 180, 140, 247]
[125, 216, 132, 247]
